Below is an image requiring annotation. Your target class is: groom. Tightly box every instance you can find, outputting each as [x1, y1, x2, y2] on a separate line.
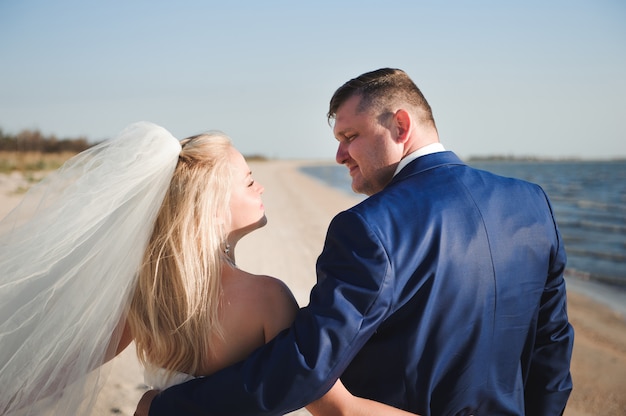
[137, 68, 574, 415]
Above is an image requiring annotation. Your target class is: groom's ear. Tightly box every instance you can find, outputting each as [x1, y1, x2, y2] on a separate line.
[393, 109, 411, 144]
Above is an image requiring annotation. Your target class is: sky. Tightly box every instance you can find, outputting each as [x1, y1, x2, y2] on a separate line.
[0, 0, 624, 160]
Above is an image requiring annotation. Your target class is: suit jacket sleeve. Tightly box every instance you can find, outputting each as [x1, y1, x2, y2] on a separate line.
[523, 190, 574, 415]
[149, 209, 393, 416]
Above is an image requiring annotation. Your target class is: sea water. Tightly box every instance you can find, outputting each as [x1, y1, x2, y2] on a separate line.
[300, 160, 626, 315]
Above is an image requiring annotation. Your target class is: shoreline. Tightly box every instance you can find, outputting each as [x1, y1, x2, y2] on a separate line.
[564, 273, 626, 320]
[1, 160, 625, 415]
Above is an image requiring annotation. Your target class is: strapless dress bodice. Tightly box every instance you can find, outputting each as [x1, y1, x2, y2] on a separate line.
[143, 364, 195, 389]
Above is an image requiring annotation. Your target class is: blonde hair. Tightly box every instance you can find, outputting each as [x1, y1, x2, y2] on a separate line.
[128, 131, 233, 376]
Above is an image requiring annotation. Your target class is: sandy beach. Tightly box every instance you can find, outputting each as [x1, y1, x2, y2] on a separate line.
[1, 160, 625, 415]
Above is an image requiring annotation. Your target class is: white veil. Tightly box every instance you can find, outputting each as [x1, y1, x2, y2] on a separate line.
[0, 122, 181, 415]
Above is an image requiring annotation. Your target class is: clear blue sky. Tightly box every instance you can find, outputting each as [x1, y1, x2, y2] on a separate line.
[1, 0, 624, 160]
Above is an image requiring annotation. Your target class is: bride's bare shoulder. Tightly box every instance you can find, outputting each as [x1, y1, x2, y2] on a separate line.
[224, 269, 295, 304]
[223, 270, 299, 340]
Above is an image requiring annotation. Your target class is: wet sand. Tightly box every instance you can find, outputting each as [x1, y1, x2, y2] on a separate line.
[2, 160, 624, 415]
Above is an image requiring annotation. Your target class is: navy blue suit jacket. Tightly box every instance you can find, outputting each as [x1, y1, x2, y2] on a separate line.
[150, 152, 574, 415]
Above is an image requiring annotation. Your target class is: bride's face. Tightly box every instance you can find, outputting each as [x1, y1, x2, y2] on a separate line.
[227, 147, 267, 239]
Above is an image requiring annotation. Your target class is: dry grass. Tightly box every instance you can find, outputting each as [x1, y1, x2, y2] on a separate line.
[0, 151, 76, 174]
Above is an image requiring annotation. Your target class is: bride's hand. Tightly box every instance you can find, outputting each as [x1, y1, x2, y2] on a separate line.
[134, 389, 160, 416]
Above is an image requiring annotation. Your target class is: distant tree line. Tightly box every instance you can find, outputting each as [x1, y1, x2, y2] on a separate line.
[0, 127, 92, 153]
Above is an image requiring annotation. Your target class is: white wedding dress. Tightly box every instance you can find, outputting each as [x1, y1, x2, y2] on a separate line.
[144, 365, 195, 390]
[0, 122, 182, 415]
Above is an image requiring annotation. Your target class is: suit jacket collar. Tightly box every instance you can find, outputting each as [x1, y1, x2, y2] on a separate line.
[389, 151, 465, 187]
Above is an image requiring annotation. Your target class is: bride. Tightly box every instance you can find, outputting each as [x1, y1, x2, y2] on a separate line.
[0, 122, 414, 415]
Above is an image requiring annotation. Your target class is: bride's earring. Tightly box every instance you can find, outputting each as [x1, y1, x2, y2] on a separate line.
[223, 242, 236, 267]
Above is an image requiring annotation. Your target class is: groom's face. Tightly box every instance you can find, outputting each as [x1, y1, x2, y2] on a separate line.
[332, 95, 402, 196]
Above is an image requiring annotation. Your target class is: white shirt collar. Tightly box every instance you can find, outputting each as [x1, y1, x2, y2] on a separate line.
[393, 143, 446, 177]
